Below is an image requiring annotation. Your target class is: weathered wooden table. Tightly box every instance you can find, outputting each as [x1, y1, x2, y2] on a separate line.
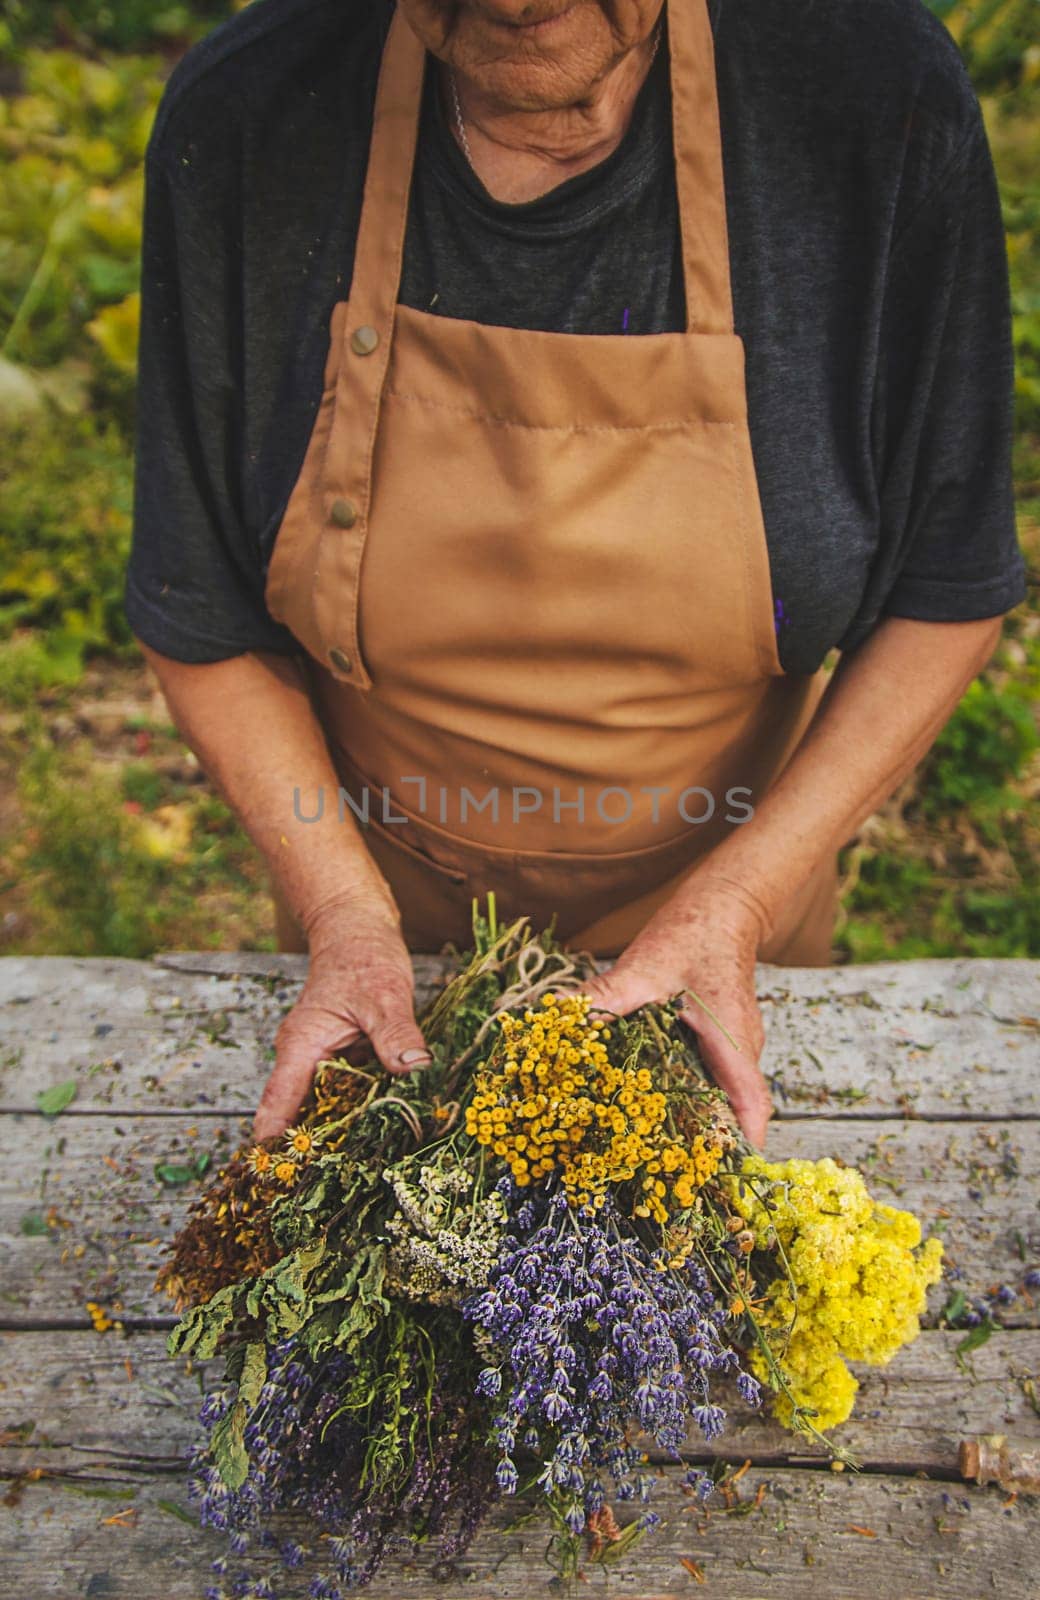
[1, 952, 1038, 1599]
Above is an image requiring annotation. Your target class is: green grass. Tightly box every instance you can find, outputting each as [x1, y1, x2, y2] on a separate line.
[7, 722, 276, 956]
[15, 735, 177, 956]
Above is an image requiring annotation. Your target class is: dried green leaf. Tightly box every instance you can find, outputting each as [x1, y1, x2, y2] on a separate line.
[943, 1289, 967, 1326]
[154, 1162, 197, 1186]
[156, 1498, 197, 1525]
[239, 1341, 266, 1410]
[211, 1399, 249, 1491]
[956, 1320, 995, 1361]
[273, 1237, 327, 1302]
[36, 1080, 77, 1117]
[167, 1281, 239, 1360]
[62, 1483, 136, 1501]
[1, 1420, 35, 1444]
[208, 1341, 267, 1492]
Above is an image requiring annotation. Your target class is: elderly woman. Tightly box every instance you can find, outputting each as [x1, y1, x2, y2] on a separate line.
[127, 0, 1026, 1149]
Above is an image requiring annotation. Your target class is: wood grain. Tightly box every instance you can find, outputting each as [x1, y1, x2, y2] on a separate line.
[2, 955, 1037, 1116]
[1, 1467, 1032, 1599]
[3, 1115, 1036, 1326]
[2, 951, 1038, 1597]
[2, 1328, 1036, 1479]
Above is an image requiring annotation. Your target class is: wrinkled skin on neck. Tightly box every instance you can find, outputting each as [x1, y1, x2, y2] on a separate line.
[397, 0, 664, 182]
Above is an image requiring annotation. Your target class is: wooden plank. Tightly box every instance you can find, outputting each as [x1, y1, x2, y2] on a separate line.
[156, 952, 442, 987]
[1, 1466, 1034, 1599]
[2, 955, 1038, 1117]
[2, 1328, 1036, 1479]
[1, 1112, 241, 1322]
[0, 959, 288, 1118]
[0, 958, 455, 1117]
[757, 959, 1040, 1121]
[3, 1115, 1038, 1327]
[155, 952, 311, 977]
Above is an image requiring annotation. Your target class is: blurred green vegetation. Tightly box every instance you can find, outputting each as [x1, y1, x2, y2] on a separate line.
[0, 0, 241, 52]
[0, 413, 135, 697]
[928, 0, 1039, 95]
[10, 720, 273, 955]
[0, 0, 1037, 957]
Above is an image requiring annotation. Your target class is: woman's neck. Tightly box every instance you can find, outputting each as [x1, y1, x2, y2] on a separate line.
[438, 29, 658, 204]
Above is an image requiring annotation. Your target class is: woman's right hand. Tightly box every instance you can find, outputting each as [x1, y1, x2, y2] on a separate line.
[252, 898, 431, 1142]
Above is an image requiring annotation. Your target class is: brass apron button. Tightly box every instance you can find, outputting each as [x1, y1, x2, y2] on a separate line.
[329, 497, 358, 527]
[350, 324, 379, 356]
[328, 647, 353, 674]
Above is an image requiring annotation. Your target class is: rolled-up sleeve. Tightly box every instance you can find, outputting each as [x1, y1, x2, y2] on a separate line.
[872, 100, 1028, 624]
[125, 104, 299, 662]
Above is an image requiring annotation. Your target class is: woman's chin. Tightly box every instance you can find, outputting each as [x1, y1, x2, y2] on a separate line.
[442, 55, 593, 115]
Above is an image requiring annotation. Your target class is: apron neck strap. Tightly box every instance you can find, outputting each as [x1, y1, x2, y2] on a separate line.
[348, 0, 735, 336]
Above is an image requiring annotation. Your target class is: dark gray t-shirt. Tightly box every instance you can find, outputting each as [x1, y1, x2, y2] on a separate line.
[126, 0, 1028, 676]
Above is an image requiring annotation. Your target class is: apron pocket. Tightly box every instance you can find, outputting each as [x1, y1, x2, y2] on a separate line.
[356, 807, 468, 886]
[333, 752, 720, 941]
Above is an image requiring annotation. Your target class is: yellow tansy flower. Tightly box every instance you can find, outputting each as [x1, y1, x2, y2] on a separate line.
[466, 993, 724, 1222]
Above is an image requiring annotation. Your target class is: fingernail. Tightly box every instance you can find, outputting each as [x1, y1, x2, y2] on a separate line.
[398, 1048, 432, 1067]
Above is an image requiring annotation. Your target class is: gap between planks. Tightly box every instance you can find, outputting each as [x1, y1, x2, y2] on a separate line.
[3, 1327, 1036, 1480]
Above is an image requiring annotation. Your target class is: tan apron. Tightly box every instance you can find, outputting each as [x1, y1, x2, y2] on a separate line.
[265, 0, 840, 963]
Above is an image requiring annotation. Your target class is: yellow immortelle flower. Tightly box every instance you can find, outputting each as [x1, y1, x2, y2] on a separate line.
[464, 993, 724, 1221]
[724, 1155, 944, 1430]
[247, 1145, 273, 1175]
[273, 1160, 298, 1185]
[284, 1125, 315, 1160]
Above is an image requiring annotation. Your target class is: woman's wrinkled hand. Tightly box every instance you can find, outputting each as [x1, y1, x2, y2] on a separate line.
[252, 898, 430, 1142]
[581, 879, 772, 1148]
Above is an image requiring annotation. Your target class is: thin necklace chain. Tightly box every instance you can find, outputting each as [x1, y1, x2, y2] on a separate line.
[448, 16, 663, 170]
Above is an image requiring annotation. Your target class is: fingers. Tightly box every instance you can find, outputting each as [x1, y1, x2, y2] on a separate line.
[582, 963, 660, 1019]
[366, 1000, 432, 1077]
[339, 960, 431, 1076]
[680, 1002, 772, 1150]
[252, 973, 431, 1141]
[586, 967, 771, 1146]
[252, 1006, 360, 1142]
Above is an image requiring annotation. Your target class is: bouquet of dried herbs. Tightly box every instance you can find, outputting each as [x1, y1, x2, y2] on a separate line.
[158, 898, 942, 1596]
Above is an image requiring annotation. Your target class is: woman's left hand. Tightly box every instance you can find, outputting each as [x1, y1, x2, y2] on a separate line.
[581, 880, 773, 1148]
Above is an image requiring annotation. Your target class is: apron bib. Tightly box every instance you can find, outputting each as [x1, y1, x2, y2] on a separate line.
[265, 0, 839, 960]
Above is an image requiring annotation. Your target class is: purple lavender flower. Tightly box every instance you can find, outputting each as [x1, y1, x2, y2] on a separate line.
[463, 1181, 740, 1530]
[736, 1369, 762, 1406]
[683, 1466, 714, 1501]
[189, 1316, 497, 1595]
[279, 1539, 305, 1570]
